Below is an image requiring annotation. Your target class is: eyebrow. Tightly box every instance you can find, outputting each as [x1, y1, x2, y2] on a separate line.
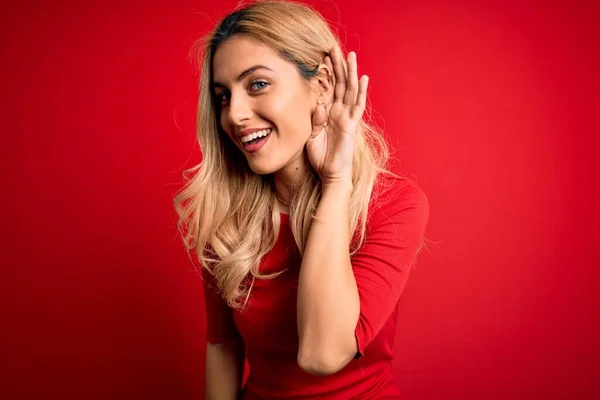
[212, 65, 274, 90]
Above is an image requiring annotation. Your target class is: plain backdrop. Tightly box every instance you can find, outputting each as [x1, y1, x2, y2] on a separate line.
[2, 0, 599, 399]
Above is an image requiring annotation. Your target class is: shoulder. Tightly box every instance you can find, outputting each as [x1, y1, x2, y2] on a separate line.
[366, 173, 430, 231]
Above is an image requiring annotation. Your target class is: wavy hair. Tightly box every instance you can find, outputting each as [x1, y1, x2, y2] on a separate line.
[174, 0, 400, 310]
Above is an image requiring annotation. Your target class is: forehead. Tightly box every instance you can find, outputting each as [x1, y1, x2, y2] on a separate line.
[212, 36, 284, 82]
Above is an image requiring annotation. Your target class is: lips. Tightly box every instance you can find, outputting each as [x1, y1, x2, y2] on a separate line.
[236, 127, 272, 139]
[242, 129, 271, 153]
[241, 128, 272, 144]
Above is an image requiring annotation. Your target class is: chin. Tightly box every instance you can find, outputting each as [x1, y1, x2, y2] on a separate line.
[247, 162, 277, 175]
[247, 157, 288, 176]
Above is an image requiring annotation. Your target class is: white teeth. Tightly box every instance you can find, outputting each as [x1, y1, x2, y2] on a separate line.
[241, 128, 271, 143]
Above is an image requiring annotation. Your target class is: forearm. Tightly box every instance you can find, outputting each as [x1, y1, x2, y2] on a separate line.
[297, 181, 359, 375]
[205, 340, 245, 399]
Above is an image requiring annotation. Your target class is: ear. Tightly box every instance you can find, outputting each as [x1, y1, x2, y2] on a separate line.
[312, 62, 334, 105]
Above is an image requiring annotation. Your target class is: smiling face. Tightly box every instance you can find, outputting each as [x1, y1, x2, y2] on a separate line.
[212, 35, 317, 175]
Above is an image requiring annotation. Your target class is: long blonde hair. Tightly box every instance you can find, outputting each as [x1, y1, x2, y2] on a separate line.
[174, 0, 399, 310]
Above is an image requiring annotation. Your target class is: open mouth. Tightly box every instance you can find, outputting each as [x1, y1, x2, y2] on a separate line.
[241, 128, 272, 145]
[241, 128, 272, 153]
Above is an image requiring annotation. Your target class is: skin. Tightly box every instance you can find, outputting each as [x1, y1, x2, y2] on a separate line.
[212, 35, 368, 211]
[212, 34, 370, 376]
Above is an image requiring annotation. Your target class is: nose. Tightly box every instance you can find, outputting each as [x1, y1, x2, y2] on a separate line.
[227, 91, 253, 126]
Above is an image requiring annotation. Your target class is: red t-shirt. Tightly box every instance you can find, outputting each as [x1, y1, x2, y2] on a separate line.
[202, 175, 429, 399]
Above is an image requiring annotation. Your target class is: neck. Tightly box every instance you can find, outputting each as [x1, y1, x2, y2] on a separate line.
[272, 149, 307, 206]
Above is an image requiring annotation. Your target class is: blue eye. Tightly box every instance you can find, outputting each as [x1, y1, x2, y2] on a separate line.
[250, 81, 269, 91]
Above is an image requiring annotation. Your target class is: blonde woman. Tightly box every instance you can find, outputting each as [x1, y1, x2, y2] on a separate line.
[174, 1, 430, 398]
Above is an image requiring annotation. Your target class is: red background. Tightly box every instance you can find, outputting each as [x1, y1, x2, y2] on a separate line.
[2, 0, 599, 398]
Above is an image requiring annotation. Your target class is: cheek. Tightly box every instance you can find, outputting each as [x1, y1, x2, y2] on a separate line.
[219, 110, 229, 132]
[216, 113, 239, 150]
[219, 111, 238, 143]
[266, 95, 312, 136]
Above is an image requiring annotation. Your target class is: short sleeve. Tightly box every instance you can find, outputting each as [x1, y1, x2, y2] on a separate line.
[201, 266, 242, 344]
[351, 179, 430, 359]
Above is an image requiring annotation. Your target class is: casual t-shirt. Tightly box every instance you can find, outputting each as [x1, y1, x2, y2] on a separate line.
[202, 175, 430, 399]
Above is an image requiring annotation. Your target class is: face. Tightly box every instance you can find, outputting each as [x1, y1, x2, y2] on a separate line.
[212, 35, 317, 175]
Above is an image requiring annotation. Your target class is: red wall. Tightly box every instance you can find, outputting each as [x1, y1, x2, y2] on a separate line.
[3, 1, 599, 398]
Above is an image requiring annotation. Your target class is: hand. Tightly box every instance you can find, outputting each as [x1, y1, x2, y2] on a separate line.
[306, 46, 369, 186]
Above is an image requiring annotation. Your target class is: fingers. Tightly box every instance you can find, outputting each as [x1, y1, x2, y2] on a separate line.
[323, 55, 336, 110]
[352, 75, 369, 120]
[344, 51, 358, 106]
[331, 46, 347, 104]
[327, 46, 368, 121]
[310, 102, 328, 138]
[327, 50, 347, 92]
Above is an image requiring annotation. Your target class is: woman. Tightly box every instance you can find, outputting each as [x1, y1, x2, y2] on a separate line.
[174, 1, 430, 398]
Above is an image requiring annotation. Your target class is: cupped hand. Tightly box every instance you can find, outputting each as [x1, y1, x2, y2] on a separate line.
[305, 46, 369, 186]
